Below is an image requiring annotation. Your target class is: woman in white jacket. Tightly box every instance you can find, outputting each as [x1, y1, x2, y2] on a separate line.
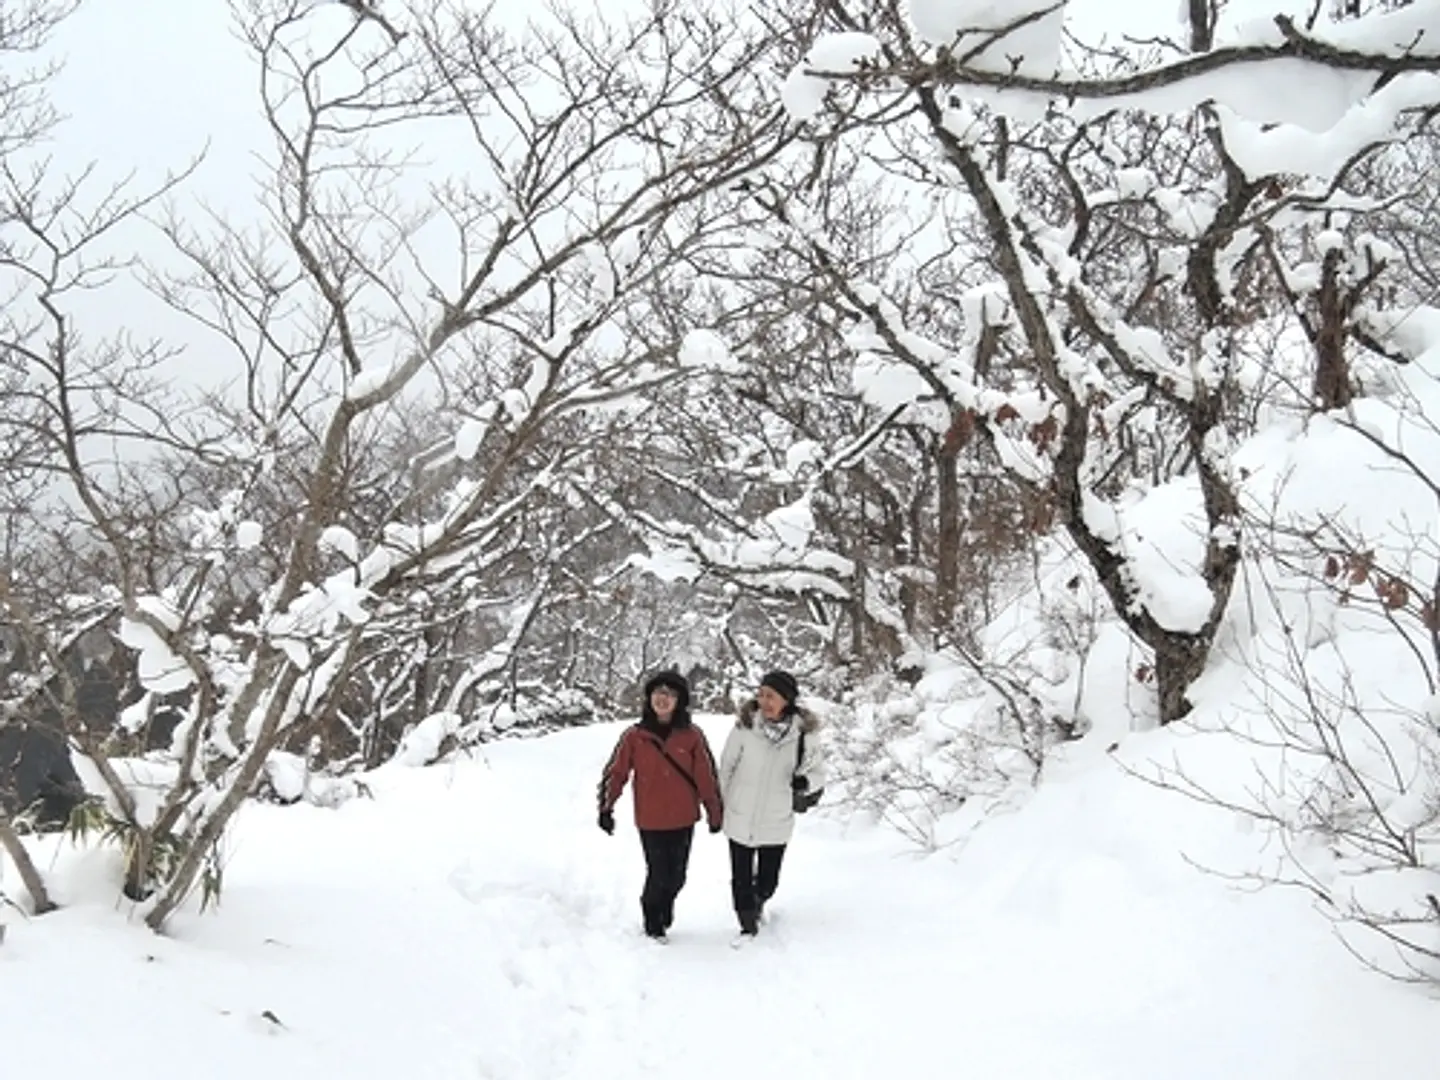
[718, 670, 824, 938]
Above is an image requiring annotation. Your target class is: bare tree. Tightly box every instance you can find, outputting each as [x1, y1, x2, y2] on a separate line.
[747, 1, 1440, 724]
[0, 0, 796, 930]
[0, 0, 89, 917]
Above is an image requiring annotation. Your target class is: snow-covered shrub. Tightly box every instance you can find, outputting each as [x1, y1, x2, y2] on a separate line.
[1130, 327, 1440, 985]
[830, 543, 1115, 847]
[255, 751, 366, 809]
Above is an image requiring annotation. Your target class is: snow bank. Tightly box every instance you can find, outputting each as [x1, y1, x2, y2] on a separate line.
[3, 719, 1434, 1079]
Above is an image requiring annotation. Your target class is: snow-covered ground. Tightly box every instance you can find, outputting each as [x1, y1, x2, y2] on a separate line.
[2, 715, 1433, 1079]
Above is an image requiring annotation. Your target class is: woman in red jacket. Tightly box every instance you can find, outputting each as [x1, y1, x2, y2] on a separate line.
[596, 671, 723, 941]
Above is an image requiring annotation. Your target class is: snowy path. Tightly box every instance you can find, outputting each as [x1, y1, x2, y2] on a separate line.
[1, 718, 1434, 1079]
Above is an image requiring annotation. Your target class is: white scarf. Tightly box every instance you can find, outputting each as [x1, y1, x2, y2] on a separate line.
[761, 717, 792, 745]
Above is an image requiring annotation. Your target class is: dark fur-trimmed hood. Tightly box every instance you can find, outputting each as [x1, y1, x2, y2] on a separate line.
[737, 699, 819, 733]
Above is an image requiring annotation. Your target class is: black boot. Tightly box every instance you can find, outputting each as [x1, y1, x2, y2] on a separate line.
[737, 909, 759, 936]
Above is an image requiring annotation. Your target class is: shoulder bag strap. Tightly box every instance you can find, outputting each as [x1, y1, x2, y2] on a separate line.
[640, 732, 700, 795]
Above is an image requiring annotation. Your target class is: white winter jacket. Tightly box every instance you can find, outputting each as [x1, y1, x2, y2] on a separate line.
[719, 702, 825, 847]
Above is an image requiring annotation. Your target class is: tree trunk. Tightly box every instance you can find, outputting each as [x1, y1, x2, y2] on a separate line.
[1313, 249, 1354, 411]
[849, 551, 867, 661]
[935, 431, 962, 629]
[145, 663, 304, 931]
[123, 830, 154, 902]
[0, 815, 57, 914]
[412, 620, 440, 727]
[1188, 0, 1216, 51]
[1153, 634, 1210, 724]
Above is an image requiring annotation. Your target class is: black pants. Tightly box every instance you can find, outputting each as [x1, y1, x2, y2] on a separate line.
[638, 826, 694, 935]
[729, 839, 786, 925]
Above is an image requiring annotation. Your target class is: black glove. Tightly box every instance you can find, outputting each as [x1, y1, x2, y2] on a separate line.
[790, 774, 809, 793]
[598, 809, 615, 835]
[708, 820, 722, 834]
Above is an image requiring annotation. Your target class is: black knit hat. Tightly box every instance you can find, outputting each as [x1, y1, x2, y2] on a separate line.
[759, 670, 798, 705]
[643, 670, 691, 714]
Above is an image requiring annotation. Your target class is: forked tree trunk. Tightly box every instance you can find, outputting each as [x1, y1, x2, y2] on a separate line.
[911, 85, 1246, 726]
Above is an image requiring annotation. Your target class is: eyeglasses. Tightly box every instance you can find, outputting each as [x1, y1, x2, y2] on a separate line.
[651, 687, 679, 698]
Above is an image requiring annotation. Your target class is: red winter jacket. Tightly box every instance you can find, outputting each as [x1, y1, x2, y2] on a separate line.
[598, 720, 723, 832]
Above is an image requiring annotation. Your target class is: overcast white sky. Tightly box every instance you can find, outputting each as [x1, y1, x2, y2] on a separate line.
[41, 1, 1316, 206]
[48, 1, 259, 210]
[26, 0, 1322, 380]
